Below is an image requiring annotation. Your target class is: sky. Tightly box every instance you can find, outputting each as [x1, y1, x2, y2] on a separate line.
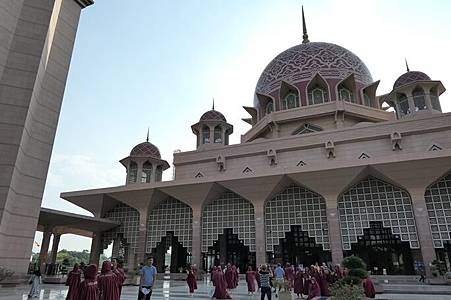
[33, 0, 451, 255]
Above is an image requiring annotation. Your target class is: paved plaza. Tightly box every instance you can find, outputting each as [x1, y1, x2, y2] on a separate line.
[2, 279, 451, 300]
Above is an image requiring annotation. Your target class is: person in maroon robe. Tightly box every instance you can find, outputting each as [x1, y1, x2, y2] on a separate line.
[293, 267, 304, 299]
[211, 266, 218, 287]
[78, 264, 99, 300]
[186, 267, 197, 295]
[213, 266, 231, 299]
[255, 267, 261, 290]
[98, 261, 120, 300]
[232, 264, 239, 288]
[66, 263, 82, 300]
[333, 265, 343, 282]
[112, 259, 126, 297]
[192, 264, 198, 290]
[302, 269, 310, 296]
[308, 277, 321, 300]
[225, 263, 234, 289]
[285, 263, 295, 291]
[245, 266, 256, 295]
[318, 269, 331, 296]
[362, 275, 376, 298]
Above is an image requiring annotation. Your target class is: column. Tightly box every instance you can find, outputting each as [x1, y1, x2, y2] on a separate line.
[191, 210, 202, 270]
[39, 230, 52, 273]
[136, 208, 149, 266]
[89, 232, 102, 266]
[409, 187, 436, 277]
[325, 197, 344, 266]
[50, 233, 61, 264]
[425, 92, 433, 110]
[254, 202, 266, 267]
[406, 91, 415, 115]
[137, 161, 143, 184]
[151, 164, 157, 183]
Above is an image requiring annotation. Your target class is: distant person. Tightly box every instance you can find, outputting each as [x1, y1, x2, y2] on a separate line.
[246, 266, 256, 295]
[138, 257, 157, 300]
[362, 275, 376, 298]
[274, 263, 285, 295]
[98, 260, 120, 300]
[28, 269, 41, 298]
[308, 277, 321, 300]
[112, 259, 126, 296]
[212, 266, 231, 299]
[65, 263, 82, 300]
[78, 264, 99, 300]
[186, 266, 197, 296]
[259, 264, 272, 300]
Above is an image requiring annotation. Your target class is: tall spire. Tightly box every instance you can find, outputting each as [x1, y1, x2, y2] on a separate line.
[146, 128, 149, 142]
[302, 5, 310, 44]
[405, 58, 410, 72]
[212, 97, 215, 110]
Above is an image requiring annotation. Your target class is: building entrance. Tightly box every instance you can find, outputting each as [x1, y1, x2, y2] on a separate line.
[272, 225, 330, 266]
[345, 222, 414, 275]
[204, 228, 255, 273]
[152, 232, 189, 273]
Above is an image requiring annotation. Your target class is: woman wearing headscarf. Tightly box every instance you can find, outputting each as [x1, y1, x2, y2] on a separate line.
[213, 266, 232, 299]
[66, 264, 82, 300]
[112, 259, 126, 296]
[308, 277, 321, 300]
[245, 266, 256, 295]
[186, 266, 197, 296]
[78, 264, 99, 300]
[294, 267, 304, 299]
[98, 261, 120, 300]
[28, 269, 42, 298]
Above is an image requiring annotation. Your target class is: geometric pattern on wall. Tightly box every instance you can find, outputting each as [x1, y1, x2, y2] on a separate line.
[103, 203, 140, 250]
[425, 172, 451, 248]
[338, 176, 420, 250]
[201, 191, 256, 253]
[146, 197, 193, 253]
[265, 185, 330, 252]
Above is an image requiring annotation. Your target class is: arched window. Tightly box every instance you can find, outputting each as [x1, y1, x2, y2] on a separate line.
[293, 123, 323, 135]
[141, 161, 152, 183]
[363, 93, 373, 107]
[202, 126, 210, 144]
[128, 161, 138, 184]
[430, 88, 442, 111]
[397, 93, 410, 116]
[412, 87, 426, 111]
[282, 92, 299, 110]
[214, 125, 222, 143]
[338, 85, 354, 103]
[265, 101, 274, 114]
[308, 86, 329, 105]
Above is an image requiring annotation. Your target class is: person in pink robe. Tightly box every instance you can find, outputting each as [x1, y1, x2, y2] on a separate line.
[112, 259, 126, 297]
[225, 263, 235, 289]
[293, 268, 304, 299]
[186, 267, 197, 295]
[362, 276, 376, 298]
[255, 267, 261, 290]
[302, 270, 310, 296]
[78, 264, 99, 300]
[211, 266, 218, 287]
[98, 261, 120, 300]
[308, 277, 321, 300]
[245, 266, 256, 295]
[285, 263, 295, 291]
[213, 266, 231, 299]
[66, 263, 82, 300]
[232, 264, 239, 288]
[192, 264, 198, 290]
[319, 269, 331, 296]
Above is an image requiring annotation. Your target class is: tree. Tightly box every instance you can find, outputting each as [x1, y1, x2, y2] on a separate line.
[330, 256, 367, 300]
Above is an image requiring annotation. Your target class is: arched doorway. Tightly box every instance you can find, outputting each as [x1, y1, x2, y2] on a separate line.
[338, 176, 419, 275]
[147, 198, 193, 272]
[265, 185, 331, 265]
[202, 191, 256, 273]
[274, 225, 330, 266]
[344, 221, 414, 275]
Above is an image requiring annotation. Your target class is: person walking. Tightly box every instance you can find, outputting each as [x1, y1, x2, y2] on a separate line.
[98, 261, 120, 300]
[78, 264, 99, 300]
[28, 269, 42, 298]
[138, 257, 157, 300]
[246, 266, 256, 295]
[259, 264, 272, 300]
[65, 264, 82, 300]
[274, 263, 285, 296]
[186, 266, 197, 297]
[112, 259, 126, 296]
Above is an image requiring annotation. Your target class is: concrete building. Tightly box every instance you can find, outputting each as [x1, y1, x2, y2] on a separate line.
[62, 10, 451, 277]
[0, 0, 93, 280]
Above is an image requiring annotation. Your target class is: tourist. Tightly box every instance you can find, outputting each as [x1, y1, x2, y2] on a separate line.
[245, 266, 256, 295]
[186, 266, 197, 296]
[255, 266, 261, 291]
[293, 267, 304, 299]
[78, 264, 99, 300]
[138, 257, 157, 300]
[307, 277, 321, 300]
[28, 269, 41, 298]
[285, 263, 295, 291]
[213, 266, 231, 299]
[274, 263, 285, 296]
[98, 260, 120, 300]
[362, 274, 376, 298]
[65, 263, 82, 300]
[225, 263, 234, 289]
[233, 265, 239, 288]
[259, 264, 272, 300]
[318, 268, 331, 297]
[112, 259, 126, 296]
[302, 268, 310, 297]
[333, 264, 343, 281]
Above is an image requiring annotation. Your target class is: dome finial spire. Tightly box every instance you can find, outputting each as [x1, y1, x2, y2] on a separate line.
[146, 128, 149, 142]
[405, 58, 410, 72]
[302, 5, 310, 44]
[212, 97, 215, 110]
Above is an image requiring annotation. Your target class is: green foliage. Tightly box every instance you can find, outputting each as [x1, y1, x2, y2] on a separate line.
[348, 268, 368, 279]
[330, 282, 364, 300]
[0, 266, 14, 282]
[30, 250, 108, 267]
[342, 256, 366, 270]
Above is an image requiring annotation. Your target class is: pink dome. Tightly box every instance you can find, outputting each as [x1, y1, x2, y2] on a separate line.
[200, 110, 227, 122]
[393, 71, 431, 89]
[130, 142, 161, 159]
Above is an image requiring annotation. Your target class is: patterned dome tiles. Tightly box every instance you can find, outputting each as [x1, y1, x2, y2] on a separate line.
[130, 142, 161, 159]
[200, 110, 227, 122]
[256, 42, 373, 95]
[393, 71, 431, 89]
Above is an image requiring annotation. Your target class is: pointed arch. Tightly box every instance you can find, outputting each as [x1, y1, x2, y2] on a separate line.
[361, 81, 379, 108]
[128, 161, 138, 184]
[430, 87, 442, 111]
[338, 176, 419, 251]
[202, 125, 210, 144]
[146, 197, 193, 252]
[306, 73, 330, 105]
[397, 93, 410, 117]
[103, 203, 140, 250]
[412, 86, 427, 111]
[214, 125, 222, 143]
[265, 184, 330, 252]
[256, 92, 276, 118]
[142, 161, 152, 183]
[336, 74, 357, 103]
[280, 81, 300, 110]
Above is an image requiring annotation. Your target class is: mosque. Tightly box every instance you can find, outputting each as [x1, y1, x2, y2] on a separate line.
[61, 9, 451, 277]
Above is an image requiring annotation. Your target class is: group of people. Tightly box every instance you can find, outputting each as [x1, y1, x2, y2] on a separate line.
[209, 263, 240, 299]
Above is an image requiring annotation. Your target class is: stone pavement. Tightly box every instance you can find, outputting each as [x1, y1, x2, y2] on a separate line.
[2, 279, 451, 300]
